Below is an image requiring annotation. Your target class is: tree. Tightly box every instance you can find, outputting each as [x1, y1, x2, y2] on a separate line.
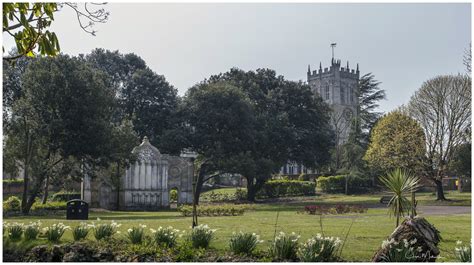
[331, 73, 385, 173]
[96, 119, 139, 209]
[5, 55, 115, 213]
[3, 55, 32, 130]
[3, 3, 109, 61]
[181, 81, 257, 204]
[86, 49, 179, 153]
[364, 111, 426, 177]
[186, 68, 334, 201]
[449, 142, 471, 178]
[407, 75, 471, 200]
[357, 73, 386, 144]
[464, 43, 471, 73]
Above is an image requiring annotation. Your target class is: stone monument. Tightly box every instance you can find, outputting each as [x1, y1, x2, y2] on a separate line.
[82, 136, 194, 210]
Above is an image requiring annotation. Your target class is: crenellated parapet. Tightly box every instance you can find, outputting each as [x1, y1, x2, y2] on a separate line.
[307, 58, 359, 81]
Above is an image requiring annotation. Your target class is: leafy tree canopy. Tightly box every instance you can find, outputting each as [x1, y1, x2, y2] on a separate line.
[364, 111, 426, 176]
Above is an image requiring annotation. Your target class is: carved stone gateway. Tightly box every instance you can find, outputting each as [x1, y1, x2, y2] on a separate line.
[82, 137, 194, 210]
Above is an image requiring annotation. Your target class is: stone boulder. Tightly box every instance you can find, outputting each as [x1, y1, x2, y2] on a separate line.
[372, 216, 441, 262]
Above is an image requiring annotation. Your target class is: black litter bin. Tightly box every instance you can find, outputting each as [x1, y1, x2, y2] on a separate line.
[66, 199, 89, 220]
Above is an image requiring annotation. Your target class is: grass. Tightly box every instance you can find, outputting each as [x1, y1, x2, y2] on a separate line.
[3, 191, 471, 262]
[202, 188, 472, 206]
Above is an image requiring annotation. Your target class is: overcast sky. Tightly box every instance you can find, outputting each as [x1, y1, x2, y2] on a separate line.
[5, 3, 471, 112]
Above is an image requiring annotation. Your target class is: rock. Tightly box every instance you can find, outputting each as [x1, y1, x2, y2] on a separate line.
[26, 245, 53, 262]
[62, 243, 96, 262]
[372, 216, 441, 262]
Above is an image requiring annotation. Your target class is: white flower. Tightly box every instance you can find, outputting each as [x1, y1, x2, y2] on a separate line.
[403, 239, 409, 248]
[410, 238, 417, 245]
[457, 240, 463, 245]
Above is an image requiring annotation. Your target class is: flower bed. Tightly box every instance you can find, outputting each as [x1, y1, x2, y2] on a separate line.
[302, 204, 368, 215]
[178, 204, 251, 217]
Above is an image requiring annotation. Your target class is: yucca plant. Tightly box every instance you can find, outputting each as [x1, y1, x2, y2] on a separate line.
[379, 168, 420, 227]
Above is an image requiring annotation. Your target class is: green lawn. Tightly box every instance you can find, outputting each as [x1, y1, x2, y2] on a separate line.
[203, 188, 472, 206]
[4, 191, 471, 262]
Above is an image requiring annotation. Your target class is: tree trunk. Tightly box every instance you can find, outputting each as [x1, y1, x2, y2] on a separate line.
[372, 216, 441, 262]
[21, 166, 29, 214]
[246, 177, 257, 202]
[434, 179, 446, 201]
[345, 175, 349, 195]
[21, 134, 32, 214]
[194, 173, 205, 205]
[246, 177, 266, 202]
[116, 162, 121, 210]
[24, 180, 43, 214]
[41, 174, 50, 204]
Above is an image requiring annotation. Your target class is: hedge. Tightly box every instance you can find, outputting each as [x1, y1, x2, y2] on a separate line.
[317, 175, 372, 194]
[258, 180, 315, 198]
[51, 192, 81, 202]
[31, 201, 67, 211]
[3, 196, 21, 212]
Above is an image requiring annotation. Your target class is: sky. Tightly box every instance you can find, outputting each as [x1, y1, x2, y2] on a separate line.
[5, 3, 471, 113]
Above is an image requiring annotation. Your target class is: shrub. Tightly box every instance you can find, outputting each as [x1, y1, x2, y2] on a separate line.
[2, 179, 24, 184]
[173, 240, 204, 262]
[151, 226, 181, 248]
[317, 175, 372, 194]
[190, 224, 216, 249]
[269, 232, 300, 261]
[316, 175, 346, 193]
[4, 222, 24, 241]
[297, 234, 341, 262]
[455, 241, 472, 262]
[259, 180, 315, 198]
[229, 231, 262, 255]
[24, 221, 41, 241]
[170, 189, 178, 202]
[303, 204, 368, 215]
[235, 188, 247, 201]
[31, 201, 67, 211]
[379, 238, 420, 262]
[43, 223, 70, 242]
[51, 191, 81, 202]
[72, 222, 91, 241]
[347, 176, 373, 193]
[127, 224, 147, 244]
[92, 220, 121, 240]
[178, 204, 249, 217]
[3, 196, 21, 213]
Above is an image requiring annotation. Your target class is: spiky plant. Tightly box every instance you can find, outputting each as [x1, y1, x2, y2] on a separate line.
[379, 168, 420, 227]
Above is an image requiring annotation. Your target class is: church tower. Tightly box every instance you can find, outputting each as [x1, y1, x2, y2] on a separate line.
[307, 58, 360, 145]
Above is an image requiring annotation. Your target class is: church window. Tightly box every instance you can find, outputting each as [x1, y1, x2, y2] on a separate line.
[350, 86, 354, 102]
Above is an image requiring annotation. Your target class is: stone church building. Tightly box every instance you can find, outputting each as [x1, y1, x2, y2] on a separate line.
[280, 58, 360, 176]
[82, 137, 194, 210]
